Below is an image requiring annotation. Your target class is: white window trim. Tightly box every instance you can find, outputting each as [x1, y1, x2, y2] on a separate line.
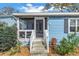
[68, 18, 79, 33]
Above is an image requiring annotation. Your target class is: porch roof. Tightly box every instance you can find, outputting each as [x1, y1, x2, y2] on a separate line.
[13, 12, 79, 17]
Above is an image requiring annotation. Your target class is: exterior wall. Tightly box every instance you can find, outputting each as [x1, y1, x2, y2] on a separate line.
[48, 16, 79, 43]
[48, 16, 67, 43]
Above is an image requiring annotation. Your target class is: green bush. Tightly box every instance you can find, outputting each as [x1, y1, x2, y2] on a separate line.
[56, 33, 79, 55]
[0, 26, 17, 52]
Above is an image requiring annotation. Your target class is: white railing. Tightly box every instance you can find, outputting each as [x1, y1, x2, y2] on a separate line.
[44, 30, 49, 52]
[30, 30, 35, 52]
[18, 30, 35, 52]
[18, 30, 34, 46]
[19, 30, 35, 52]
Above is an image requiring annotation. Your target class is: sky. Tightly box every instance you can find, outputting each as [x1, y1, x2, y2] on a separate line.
[0, 3, 64, 12]
[0, 3, 48, 12]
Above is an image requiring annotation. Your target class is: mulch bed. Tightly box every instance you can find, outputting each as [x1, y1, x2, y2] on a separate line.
[48, 47, 79, 56]
[0, 46, 31, 56]
[1, 46, 79, 56]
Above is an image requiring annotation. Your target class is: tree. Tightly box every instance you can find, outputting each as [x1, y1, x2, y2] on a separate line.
[70, 3, 79, 12]
[44, 3, 75, 12]
[0, 6, 18, 15]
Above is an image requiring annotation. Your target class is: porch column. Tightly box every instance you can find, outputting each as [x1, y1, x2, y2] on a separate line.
[47, 17, 49, 53]
[34, 17, 36, 38]
[16, 17, 19, 40]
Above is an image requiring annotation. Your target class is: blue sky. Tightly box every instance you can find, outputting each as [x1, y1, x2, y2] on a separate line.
[0, 3, 47, 12]
[0, 3, 45, 8]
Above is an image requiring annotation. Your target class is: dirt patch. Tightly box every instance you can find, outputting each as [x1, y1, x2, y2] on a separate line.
[48, 47, 59, 56]
[0, 46, 31, 56]
[48, 47, 79, 56]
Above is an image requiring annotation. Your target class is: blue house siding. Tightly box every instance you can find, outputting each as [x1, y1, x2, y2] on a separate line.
[48, 17, 67, 43]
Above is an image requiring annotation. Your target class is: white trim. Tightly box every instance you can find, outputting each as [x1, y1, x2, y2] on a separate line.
[25, 31, 26, 39]
[34, 17, 36, 38]
[47, 17, 49, 53]
[68, 18, 70, 33]
[19, 30, 34, 31]
[35, 17, 45, 19]
[43, 17, 45, 39]
[16, 17, 19, 40]
[76, 19, 77, 32]
[68, 18, 79, 33]
[13, 13, 79, 17]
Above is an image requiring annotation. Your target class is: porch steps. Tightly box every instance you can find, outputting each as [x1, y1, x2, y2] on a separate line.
[31, 38, 48, 56]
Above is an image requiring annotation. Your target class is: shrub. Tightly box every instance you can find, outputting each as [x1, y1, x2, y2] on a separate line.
[56, 33, 79, 55]
[0, 26, 17, 52]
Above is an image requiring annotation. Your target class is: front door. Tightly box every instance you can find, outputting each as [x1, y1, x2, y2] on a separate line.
[35, 17, 45, 38]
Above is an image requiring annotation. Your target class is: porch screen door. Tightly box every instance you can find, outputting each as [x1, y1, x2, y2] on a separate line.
[35, 17, 45, 38]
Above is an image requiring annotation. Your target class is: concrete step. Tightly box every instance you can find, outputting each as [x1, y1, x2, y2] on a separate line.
[31, 49, 48, 56]
[31, 38, 47, 56]
[33, 40, 42, 42]
[33, 39, 42, 42]
[31, 50, 47, 54]
[32, 43, 44, 47]
[32, 44, 44, 48]
[32, 42, 43, 45]
[32, 44, 45, 49]
[32, 47, 46, 50]
[31, 53, 48, 56]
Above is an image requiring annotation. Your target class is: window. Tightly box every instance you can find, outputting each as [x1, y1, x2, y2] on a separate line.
[70, 19, 76, 32]
[69, 18, 79, 32]
[19, 31, 32, 39]
[45, 18, 47, 30]
[19, 18, 34, 30]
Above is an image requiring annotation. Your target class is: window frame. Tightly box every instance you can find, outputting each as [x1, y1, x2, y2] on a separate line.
[68, 18, 79, 33]
[18, 30, 33, 39]
[19, 18, 34, 30]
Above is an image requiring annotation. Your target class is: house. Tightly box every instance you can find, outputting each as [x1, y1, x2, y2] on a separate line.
[0, 12, 79, 54]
